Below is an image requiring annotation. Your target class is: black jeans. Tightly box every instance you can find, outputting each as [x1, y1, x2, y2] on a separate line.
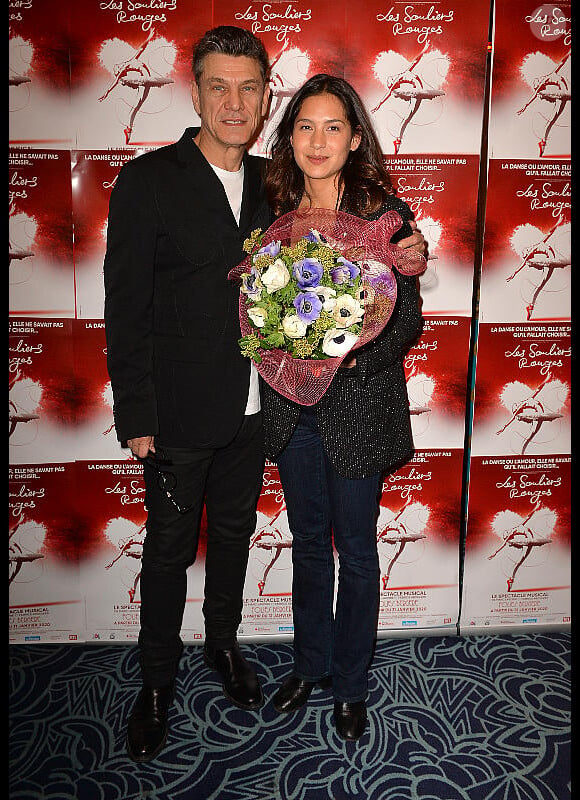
[138, 413, 264, 687]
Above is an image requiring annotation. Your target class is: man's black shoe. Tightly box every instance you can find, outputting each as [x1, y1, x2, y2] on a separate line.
[126, 684, 174, 763]
[333, 700, 367, 741]
[272, 674, 316, 713]
[204, 644, 264, 710]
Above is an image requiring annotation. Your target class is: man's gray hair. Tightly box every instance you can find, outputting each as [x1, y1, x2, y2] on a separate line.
[192, 26, 270, 85]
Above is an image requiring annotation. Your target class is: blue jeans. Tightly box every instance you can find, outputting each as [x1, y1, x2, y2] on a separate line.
[276, 408, 381, 702]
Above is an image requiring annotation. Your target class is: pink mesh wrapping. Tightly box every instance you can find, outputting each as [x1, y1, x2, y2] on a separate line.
[228, 208, 426, 406]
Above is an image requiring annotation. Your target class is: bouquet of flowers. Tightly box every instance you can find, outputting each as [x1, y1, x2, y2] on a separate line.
[236, 226, 365, 362]
[228, 208, 426, 406]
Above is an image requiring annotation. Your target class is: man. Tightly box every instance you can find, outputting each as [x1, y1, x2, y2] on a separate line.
[104, 25, 426, 764]
[104, 26, 271, 763]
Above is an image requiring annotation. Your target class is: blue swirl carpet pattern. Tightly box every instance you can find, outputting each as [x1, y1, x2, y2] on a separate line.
[9, 632, 570, 800]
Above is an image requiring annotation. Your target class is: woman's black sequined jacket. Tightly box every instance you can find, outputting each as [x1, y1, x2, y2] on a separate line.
[261, 195, 424, 479]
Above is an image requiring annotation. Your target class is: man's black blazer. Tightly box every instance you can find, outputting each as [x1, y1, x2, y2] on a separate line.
[104, 127, 271, 449]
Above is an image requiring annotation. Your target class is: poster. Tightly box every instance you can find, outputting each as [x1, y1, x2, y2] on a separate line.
[386, 155, 481, 315]
[68, 0, 210, 148]
[71, 320, 131, 461]
[77, 460, 147, 641]
[9, 462, 83, 643]
[478, 158, 571, 324]
[9, 319, 77, 465]
[9, 0, 72, 148]
[9, 149, 75, 317]
[377, 449, 462, 630]
[405, 316, 472, 450]
[488, 1, 571, 159]
[461, 454, 571, 629]
[344, 0, 490, 155]
[470, 322, 571, 457]
[72, 149, 151, 319]
[240, 461, 293, 638]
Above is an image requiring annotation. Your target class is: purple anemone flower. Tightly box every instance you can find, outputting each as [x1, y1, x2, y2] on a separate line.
[241, 266, 262, 299]
[293, 258, 323, 290]
[330, 256, 360, 285]
[293, 291, 323, 324]
[303, 229, 327, 244]
[258, 240, 281, 257]
[366, 269, 396, 292]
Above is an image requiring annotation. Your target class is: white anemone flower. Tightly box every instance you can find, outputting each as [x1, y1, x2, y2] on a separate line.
[282, 314, 308, 339]
[322, 328, 358, 357]
[310, 285, 337, 311]
[247, 307, 268, 328]
[261, 258, 290, 293]
[332, 294, 365, 328]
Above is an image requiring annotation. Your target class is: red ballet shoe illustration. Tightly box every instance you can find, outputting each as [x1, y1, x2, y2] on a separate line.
[393, 138, 401, 155]
[124, 126, 133, 144]
[538, 139, 546, 157]
[258, 581, 265, 596]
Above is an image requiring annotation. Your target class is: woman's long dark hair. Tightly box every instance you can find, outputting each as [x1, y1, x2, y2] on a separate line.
[265, 74, 394, 217]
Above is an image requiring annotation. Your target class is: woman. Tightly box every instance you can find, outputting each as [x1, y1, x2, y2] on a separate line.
[262, 74, 424, 741]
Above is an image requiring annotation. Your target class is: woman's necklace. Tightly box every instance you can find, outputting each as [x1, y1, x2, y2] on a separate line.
[298, 187, 343, 211]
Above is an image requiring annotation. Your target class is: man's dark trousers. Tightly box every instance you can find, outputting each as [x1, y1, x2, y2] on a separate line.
[138, 412, 264, 687]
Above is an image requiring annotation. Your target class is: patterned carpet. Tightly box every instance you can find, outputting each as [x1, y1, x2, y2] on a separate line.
[9, 632, 570, 800]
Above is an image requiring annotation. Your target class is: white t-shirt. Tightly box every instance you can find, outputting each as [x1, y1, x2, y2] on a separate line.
[209, 162, 260, 415]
